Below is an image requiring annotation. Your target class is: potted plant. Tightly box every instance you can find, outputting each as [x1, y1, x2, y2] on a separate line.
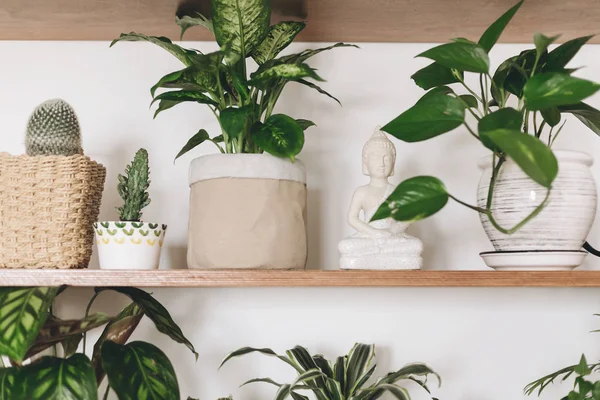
[0, 99, 106, 269]
[0, 286, 197, 399]
[111, 0, 355, 269]
[94, 148, 167, 270]
[373, 0, 599, 270]
[221, 343, 440, 400]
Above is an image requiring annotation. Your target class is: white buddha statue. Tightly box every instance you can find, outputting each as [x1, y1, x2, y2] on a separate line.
[338, 128, 423, 270]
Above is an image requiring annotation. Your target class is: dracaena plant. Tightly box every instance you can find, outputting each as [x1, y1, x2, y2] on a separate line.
[220, 343, 441, 400]
[372, 0, 600, 234]
[112, 0, 356, 162]
[0, 286, 197, 400]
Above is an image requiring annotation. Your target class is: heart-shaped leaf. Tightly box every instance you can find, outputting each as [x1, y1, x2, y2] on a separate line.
[559, 102, 600, 135]
[102, 341, 179, 400]
[111, 33, 197, 66]
[459, 94, 478, 109]
[479, 129, 558, 188]
[534, 33, 561, 61]
[523, 73, 600, 110]
[382, 93, 465, 142]
[95, 288, 197, 358]
[252, 114, 305, 161]
[371, 176, 449, 222]
[417, 42, 490, 73]
[252, 21, 306, 64]
[212, 0, 270, 57]
[411, 62, 462, 90]
[540, 107, 561, 127]
[221, 106, 253, 139]
[478, 1, 524, 53]
[478, 108, 522, 151]
[0, 287, 58, 362]
[15, 354, 98, 400]
[546, 35, 594, 72]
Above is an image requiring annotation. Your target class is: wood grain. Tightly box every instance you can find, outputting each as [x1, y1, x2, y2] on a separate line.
[0, 0, 598, 43]
[1, 270, 600, 287]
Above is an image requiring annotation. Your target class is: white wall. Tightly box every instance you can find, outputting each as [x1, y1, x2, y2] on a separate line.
[1, 40, 600, 400]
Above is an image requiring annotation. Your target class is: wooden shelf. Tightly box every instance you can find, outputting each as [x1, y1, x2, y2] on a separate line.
[1, 0, 598, 43]
[1, 270, 600, 288]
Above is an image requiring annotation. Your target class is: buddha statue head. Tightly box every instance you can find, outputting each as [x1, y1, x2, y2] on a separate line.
[362, 128, 396, 177]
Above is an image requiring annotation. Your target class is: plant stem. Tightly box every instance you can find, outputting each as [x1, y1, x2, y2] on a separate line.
[486, 156, 505, 209]
[536, 120, 546, 140]
[533, 112, 538, 136]
[523, 110, 530, 133]
[551, 120, 567, 147]
[479, 74, 488, 115]
[83, 292, 101, 356]
[463, 122, 480, 141]
[455, 95, 482, 120]
[103, 384, 110, 400]
[486, 189, 551, 234]
[547, 125, 554, 146]
[458, 78, 484, 105]
[448, 193, 488, 213]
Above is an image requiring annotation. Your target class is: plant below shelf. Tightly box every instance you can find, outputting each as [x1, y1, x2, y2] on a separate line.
[221, 342, 440, 400]
[373, 0, 600, 235]
[0, 286, 196, 399]
[112, 0, 356, 162]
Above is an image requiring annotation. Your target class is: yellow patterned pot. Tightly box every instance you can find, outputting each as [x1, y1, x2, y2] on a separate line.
[94, 221, 167, 270]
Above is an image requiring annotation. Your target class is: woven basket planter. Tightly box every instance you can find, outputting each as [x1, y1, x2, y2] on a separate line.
[0, 153, 106, 269]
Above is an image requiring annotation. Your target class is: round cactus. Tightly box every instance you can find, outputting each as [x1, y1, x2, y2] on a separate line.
[25, 99, 83, 156]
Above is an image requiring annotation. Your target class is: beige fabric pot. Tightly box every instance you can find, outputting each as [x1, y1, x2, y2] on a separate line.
[187, 154, 307, 269]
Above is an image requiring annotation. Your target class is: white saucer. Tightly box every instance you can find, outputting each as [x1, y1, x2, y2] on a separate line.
[480, 250, 587, 271]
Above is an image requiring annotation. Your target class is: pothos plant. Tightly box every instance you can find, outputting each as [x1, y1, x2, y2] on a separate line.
[220, 343, 441, 400]
[372, 0, 600, 234]
[0, 286, 197, 400]
[112, 0, 356, 162]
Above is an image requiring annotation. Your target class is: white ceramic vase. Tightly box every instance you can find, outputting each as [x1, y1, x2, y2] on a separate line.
[187, 153, 307, 269]
[94, 221, 166, 270]
[477, 150, 597, 252]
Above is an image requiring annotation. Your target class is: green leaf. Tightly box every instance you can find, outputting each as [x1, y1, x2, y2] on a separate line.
[92, 302, 144, 385]
[523, 72, 600, 110]
[252, 114, 305, 161]
[219, 346, 301, 372]
[102, 341, 180, 400]
[479, 129, 558, 188]
[296, 119, 316, 130]
[534, 33, 561, 59]
[379, 363, 441, 387]
[344, 343, 375, 396]
[176, 14, 214, 39]
[278, 43, 358, 65]
[0, 367, 18, 399]
[252, 21, 306, 64]
[175, 129, 211, 160]
[459, 94, 478, 108]
[559, 102, 600, 135]
[478, 0, 524, 52]
[221, 106, 253, 139]
[241, 377, 283, 387]
[371, 176, 449, 222]
[15, 354, 97, 400]
[540, 107, 561, 127]
[416, 86, 454, 104]
[25, 313, 111, 360]
[150, 68, 215, 98]
[95, 287, 197, 358]
[211, 0, 270, 57]
[295, 79, 341, 105]
[367, 384, 410, 400]
[382, 93, 465, 142]
[286, 346, 328, 393]
[0, 287, 58, 362]
[546, 35, 594, 72]
[111, 33, 196, 66]
[478, 108, 522, 151]
[152, 90, 218, 108]
[410, 62, 462, 90]
[417, 42, 490, 73]
[153, 100, 179, 119]
[249, 62, 323, 88]
[575, 355, 592, 376]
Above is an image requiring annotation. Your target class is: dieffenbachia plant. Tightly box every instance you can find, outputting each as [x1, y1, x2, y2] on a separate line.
[373, 0, 600, 234]
[0, 286, 197, 400]
[112, 0, 356, 162]
[220, 343, 440, 400]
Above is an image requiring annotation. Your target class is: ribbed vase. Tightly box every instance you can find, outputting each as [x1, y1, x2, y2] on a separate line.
[477, 150, 597, 251]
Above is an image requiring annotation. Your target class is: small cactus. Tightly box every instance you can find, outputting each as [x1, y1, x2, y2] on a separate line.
[25, 99, 83, 156]
[116, 148, 151, 222]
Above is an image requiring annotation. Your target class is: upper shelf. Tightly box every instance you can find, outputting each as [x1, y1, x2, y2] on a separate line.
[1, 269, 600, 288]
[1, 0, 599, 43]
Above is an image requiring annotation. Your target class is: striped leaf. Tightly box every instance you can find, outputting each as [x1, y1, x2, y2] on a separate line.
[287, 346, 329, 397]
[95, 287, 197, 359]
[0, 287, 58, 361]
[102, 341, 180, 400]
[345, 343, 376, 396]
[279, 43, 358, 64]
[25, 312, 111, 360]
[212, 0, 270, 57]
[379, 362, 441, 387]
[0, 367, 18, 399]
[241, 377, 283, 387]
[92, 302, 144, 384]
[364, 383, 410, 400]
[220, 347, 301, 372]
[252, 21, 306, 64]
[313, 355, 334, 378]
[110, 33, 197, 66]
[15, 354, 98, 400]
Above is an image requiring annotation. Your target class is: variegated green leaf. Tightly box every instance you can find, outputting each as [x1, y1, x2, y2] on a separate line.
[279, 43, 358, 64]
[249, 62, 323, 88]
[345, 343, 376, 396]
[313, 355, 334, 377]
[95, 288, 197, 358]
[252, 21, 306, 64]
[241, 377, 283, 387]
[333, 356, 346, 394]
[150, 69, 211, 98]
[365, 383, 410, 400]
[0, 287, 58, 361]
[102, 341, 179, 400]
[25, 312, 111, 360]
[290, 369, 327, 390]
[379, 362, 441, 387]
[15, 354, 98, 400]
[176, 14, 214, 39]
[252, 114, 305, 161]
[212, 0, 270, 57]
[152, 90, 218, 108]
[220, 347, 302, 372]
[153, 100, 180, 119]
[110, 33, 197, 66]
[92, 302, 144, 384]
[295, 79, 341, 105]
